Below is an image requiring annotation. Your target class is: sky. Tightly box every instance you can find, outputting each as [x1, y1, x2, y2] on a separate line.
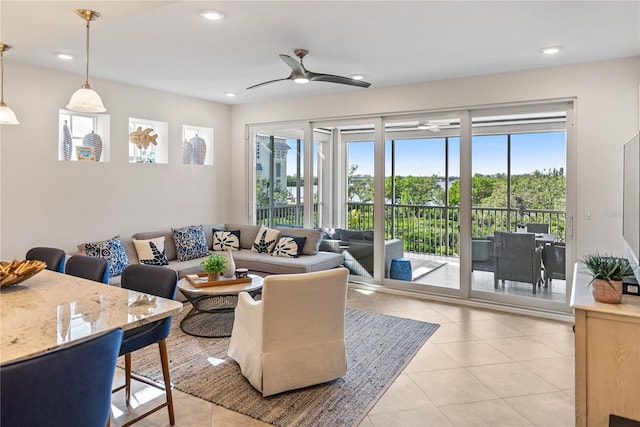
[286, 131, 566, 177]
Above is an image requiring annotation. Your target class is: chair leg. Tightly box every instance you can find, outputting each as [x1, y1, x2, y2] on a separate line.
[159, 339, 175, 425]
[124, 353, 132, 405]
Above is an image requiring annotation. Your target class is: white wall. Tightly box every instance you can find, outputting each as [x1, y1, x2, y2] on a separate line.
[230, 57, 640, 258]
[0, 63, 231, 259]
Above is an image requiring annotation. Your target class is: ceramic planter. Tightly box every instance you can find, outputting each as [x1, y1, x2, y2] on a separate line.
[591, 278, 623, 304]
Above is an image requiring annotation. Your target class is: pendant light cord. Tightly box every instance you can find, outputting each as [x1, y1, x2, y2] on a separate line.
[0, 47, 4, 104]
[83, 19, 91, 89]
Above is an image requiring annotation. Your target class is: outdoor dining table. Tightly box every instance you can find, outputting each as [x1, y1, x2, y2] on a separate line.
[0, 269, 183, 365]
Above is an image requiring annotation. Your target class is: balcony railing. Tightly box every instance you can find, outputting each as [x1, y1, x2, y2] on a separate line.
[258, 203, 566, 256]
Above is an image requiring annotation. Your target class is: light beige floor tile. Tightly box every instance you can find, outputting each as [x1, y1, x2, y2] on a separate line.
[519, 356, 575, 390]
[429, 322, 482, 344]
[409, 368, 499, 406]
[505, 391, 575, 427]
[440, 399, 534, 427]
[530, 332, 576, 356]
[404, 342, 461, 373]
[457, 319, 525, 340]
[429, 304, 509, 323]
[401, 307, 458, 324]
[358, 416, 375, 427]
[368, 407, 453, 426]
[368, 374, 435, 414]
[436, 340, 513, 366]
[500, 315, 571, 336]
[483, 336, 563, 361]
[467, 362, 558, 397]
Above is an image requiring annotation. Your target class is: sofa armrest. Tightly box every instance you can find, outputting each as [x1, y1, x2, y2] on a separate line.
[384, 239, 404, 277]
[319, 239, 342, 253]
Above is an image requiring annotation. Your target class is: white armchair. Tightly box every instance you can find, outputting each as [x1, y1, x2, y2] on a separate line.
[227, 267, 349, 397]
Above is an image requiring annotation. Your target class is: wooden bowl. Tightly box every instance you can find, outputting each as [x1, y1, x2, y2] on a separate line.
[0, 259, 47, 288]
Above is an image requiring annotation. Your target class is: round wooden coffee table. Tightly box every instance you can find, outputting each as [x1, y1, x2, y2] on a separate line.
[177, 274, 264, 338]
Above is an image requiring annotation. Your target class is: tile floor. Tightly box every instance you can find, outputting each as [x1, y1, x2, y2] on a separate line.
[110, 287, 576, 427]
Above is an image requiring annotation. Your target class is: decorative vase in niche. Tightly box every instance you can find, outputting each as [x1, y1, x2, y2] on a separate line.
[190, 135, 207, 165]
[82, 131, 103, 161]
[223, 250, 236, 278]
[60, 121, 72, 161]
[591, 278, 623, 304]
[182, 139, 193, 164]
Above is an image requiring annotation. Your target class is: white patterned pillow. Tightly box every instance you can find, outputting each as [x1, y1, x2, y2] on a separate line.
[172, 225, 210, 261]
[83, 235, 129, 276]
[133, 237, 169, 266]
[212, 229, 240, 251]
[251, 226, 280, 254]
[272, 236, 307, 258]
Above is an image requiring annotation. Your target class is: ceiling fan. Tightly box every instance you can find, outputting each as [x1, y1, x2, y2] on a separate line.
[247, 49, 371, 90]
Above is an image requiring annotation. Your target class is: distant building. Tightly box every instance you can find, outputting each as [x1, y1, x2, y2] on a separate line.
[256, 134, 290, 191]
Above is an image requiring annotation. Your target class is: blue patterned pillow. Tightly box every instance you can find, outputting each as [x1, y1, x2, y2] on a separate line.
[84, 235, 129, 276]
[172, 225, 210, 261]
[272, 236, 307, 258]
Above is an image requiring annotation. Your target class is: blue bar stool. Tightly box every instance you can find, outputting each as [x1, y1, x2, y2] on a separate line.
[390, 258, 412, 281]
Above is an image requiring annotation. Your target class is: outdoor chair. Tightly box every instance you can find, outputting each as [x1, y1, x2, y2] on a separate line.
[472, 237, 495, 272]
[65, 255, 109, 283]
[542, 242, 566, 287]
[25, 246, 66, 273]
[228, 267, 349, 397]
[113, 264, 178, 426]
[526, 223, 550, 233]
[1, 328, 123, 427]
[493, 232, 543, 294]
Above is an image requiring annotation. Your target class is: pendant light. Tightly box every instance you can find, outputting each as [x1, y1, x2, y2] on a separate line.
[0, 43, 19, 125]
[66, 9, 106, 113]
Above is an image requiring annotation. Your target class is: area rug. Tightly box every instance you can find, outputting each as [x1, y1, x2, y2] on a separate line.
[126, 305, 439, 426]
[411, 259, 446, 280]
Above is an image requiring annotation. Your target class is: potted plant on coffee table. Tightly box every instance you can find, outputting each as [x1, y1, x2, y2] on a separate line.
[201, 254, 227, 281]
[582, 252, 634, 304]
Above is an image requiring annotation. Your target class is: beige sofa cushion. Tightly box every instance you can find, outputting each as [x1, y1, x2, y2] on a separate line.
[274, 226, 323, 255]
[226, 224, 261, 249]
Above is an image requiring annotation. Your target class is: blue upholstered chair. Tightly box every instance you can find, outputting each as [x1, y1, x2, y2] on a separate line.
[113, 264, 178, 426]
[1, 328, 123, 427]
[25, 246, 66, 273]
[65, 254, 109, 284]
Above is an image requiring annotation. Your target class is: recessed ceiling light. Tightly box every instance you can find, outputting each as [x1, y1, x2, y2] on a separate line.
[225, 92, 237, 97]
[293, 77, 309, 84]
[542, 46, 561, 55]
[56, 53, 74, 60]
[351, 74, 364, 81]
[200, 10, 225, 21]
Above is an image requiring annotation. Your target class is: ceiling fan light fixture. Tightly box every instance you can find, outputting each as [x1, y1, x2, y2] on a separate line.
[200, 10, 225, 21]
[542, 46, 561, 55]
[66, 9, 105, 113]
[0, 43, 19, 125]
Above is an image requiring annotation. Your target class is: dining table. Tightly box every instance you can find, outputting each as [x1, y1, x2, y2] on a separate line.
[0, 269, 183, 365]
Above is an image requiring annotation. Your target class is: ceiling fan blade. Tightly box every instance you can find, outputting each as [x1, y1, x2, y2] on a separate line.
[308, 72, 371, 88]
[246, 76, 292, 90]
[279, 54, 306, 74]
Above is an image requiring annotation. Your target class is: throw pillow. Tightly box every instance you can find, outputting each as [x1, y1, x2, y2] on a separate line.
[172, 225, 210, 261]
[84, 235, 129, 277]
[251, 226, 280, 254]
[272, 236, 307, 258]
[212, 229, 240, 251]
[132, 236, 169, 266]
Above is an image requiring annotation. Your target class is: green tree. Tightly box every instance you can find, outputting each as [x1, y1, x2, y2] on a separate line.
[348, 165, 374, 202]
[256, 177, 289, 206]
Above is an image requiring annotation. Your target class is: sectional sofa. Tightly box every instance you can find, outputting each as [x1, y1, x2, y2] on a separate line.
[75, 223, 344, 287]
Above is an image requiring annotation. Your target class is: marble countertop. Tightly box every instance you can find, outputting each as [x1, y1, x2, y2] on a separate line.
[0, 269, 183, 365]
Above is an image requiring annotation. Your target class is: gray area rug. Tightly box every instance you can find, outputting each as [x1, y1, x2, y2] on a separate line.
[126, 305, 439, 426]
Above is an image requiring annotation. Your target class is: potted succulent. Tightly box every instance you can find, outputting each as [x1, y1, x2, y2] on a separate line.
[582, 252, 634, 304]
[201, 254, 227, 281]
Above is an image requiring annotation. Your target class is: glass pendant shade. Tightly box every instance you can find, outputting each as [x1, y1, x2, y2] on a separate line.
[0, 102, 19, 125]
[66, 86, 106, 113]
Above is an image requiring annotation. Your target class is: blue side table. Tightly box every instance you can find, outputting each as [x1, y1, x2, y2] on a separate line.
[390, 258, 412, 281]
